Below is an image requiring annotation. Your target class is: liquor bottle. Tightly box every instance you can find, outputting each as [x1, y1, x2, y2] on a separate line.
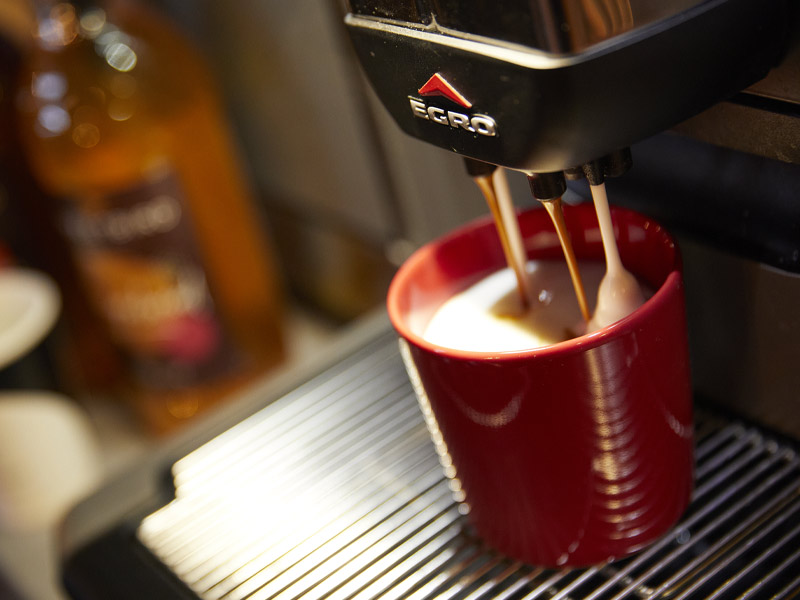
[0, 7, 124, 396]
[16, 0, 285, 434]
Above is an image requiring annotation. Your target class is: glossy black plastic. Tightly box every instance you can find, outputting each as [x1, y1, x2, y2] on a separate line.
[345, 0, 789, 173]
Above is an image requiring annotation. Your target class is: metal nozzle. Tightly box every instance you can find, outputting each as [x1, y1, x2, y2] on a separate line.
[565, 148, 633, 185]
[527, 171, 567, 202]
[463, 157, 497, 178]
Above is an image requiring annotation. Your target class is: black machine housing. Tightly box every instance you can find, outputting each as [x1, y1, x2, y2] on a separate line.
[344, 0, 791, 175]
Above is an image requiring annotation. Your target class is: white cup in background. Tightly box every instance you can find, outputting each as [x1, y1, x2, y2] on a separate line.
[0, 391, 101, 531]
[0, 268, 102, 531]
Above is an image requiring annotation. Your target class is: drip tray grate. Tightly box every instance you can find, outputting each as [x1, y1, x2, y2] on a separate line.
[137, 334, 800, 599]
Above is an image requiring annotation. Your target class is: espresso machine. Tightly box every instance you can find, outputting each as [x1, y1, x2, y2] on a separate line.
[343, 0, 790, 193]
[57, 0, 800, 597]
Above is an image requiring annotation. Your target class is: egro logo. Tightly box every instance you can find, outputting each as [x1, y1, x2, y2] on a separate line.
[409, 73, 497, 137]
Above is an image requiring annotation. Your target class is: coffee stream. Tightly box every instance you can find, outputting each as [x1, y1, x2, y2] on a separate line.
[586, 182, 644, 332]
[472, 171, 530, 307]
[470, 168, 642, 333]
[492, 168, 529, 295]
[540, 198, 591, 323]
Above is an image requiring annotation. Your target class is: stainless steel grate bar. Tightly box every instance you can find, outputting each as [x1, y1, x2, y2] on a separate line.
[705, 520, 800, 599]
[199, 456, 445, 598]
[194, 433, 440, 597]
[404, 545, 492, 600]
[459, 561, 527, 600]
[610, 454, 799, 598]
[158, 406, 423, 572]
[174, 342, 404, 491]
[519, 569, 572, 599]
[692, 423, 744, 463]
[579, 441, 789, 600]
[245, 491, 456, 599]
[325, 506, 466, 600]
[370, 521, 473, 600]
[550, 568, 604, 600]
[143, 364, 412, 543]
[146, 398, 427, 582]
[175, 362, 411, 497]
[761, 567, 800, 600]
[669, 495, 800, 598]
[136, 335, 800, 599]
[692, 429, 760, 480]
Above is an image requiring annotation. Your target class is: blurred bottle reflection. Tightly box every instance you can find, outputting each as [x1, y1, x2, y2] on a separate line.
[16, 0, 285, 434]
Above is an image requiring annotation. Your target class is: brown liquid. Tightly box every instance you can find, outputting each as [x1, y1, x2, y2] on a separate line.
[541, 198, 591, 322]
[472, 173, 530, 307]
[473, 170, 590, 322]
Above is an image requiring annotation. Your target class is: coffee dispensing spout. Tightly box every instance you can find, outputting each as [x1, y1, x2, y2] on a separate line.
[525, 148, 632, 202]
[527, 172, 566, 204]
[564, 148, 633, 188]
[466, 147, 632, 204]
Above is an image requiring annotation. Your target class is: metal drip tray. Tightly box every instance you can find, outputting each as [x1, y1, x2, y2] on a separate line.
[64, 330, 800, 599]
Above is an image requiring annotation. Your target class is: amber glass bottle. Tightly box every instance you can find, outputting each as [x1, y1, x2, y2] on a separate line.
[0, 22, 124, 397]
[16, 0, 285, 434]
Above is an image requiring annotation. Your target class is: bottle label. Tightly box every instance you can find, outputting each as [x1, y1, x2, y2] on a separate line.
[61, 170, 242, 390]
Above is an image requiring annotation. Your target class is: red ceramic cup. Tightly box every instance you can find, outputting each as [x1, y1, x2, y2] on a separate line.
[387, 202, 693, 567]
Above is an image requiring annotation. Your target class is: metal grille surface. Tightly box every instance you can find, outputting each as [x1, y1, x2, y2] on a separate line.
[137, 334, 800, 599]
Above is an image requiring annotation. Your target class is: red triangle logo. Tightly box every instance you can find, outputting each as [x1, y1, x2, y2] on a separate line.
[417, 73, 472, 109]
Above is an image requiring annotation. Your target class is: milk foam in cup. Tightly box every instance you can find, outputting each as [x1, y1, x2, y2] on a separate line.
[424, 260, 612, 352]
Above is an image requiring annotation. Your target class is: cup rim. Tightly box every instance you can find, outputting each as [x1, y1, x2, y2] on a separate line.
[387, 203, 682, 362]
